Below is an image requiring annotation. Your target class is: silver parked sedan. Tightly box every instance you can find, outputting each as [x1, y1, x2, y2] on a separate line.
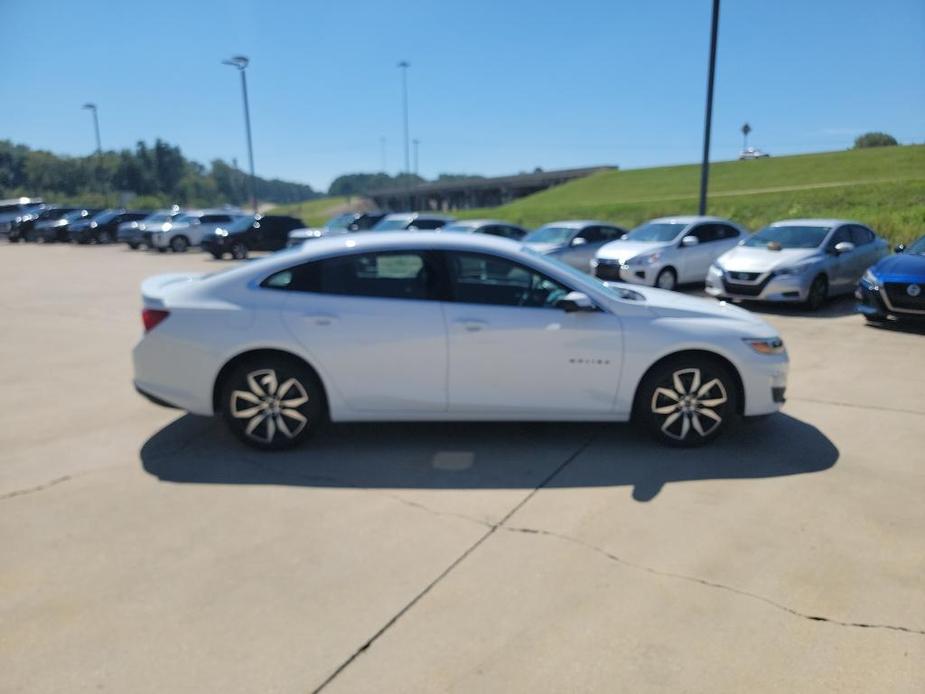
[523, 220, 627, 272]
[706, 219, 889, 310]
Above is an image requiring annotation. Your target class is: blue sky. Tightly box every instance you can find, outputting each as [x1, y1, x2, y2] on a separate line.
[2, 0, 923, 191]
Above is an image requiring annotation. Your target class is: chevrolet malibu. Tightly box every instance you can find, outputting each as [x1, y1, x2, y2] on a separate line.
[133, 233, 788, 449]
[706, 219, 888, 310]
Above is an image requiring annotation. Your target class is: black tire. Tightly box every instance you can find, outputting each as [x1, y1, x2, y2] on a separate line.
[635, 355, 738, 447]
[655, 267, 677, 291]
[169, 235, 189, 253]
[210, 251, 224, 260]
[156, 247, 167, 253]
[98, 230, 113, 244]
[220, 356, 324, 451]
[8, 235, 20, 243]
[230, 242, 248, 260]
[128, 241, 140, 250]
[805, 275, 828, 311]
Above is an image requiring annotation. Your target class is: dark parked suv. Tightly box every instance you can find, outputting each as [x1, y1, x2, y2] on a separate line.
[201, 214, 306, 259]
[69, 209, 150, 244]
[10, 206, 77, 242]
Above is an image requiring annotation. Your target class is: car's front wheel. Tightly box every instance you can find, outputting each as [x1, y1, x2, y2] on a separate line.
[655, 267, 677, 291]
[220, 356, 324, 450]
[636, 356, 738, 446]
[805, 275, 828, 311]
[230, 241, 248, 260]
[169, 236, 190, 253]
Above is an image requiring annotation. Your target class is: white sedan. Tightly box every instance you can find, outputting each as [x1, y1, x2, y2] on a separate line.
[592, 216, 747, 290]
[133, 233, 788, 449]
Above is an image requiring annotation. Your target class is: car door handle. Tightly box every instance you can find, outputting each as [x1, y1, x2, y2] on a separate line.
[303, 313, 338, 326]
[455, 319, 487, 332]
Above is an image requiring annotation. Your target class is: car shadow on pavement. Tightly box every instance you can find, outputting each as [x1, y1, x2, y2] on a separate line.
[734, 294, 857, 319]
[141, 412, 838, 502]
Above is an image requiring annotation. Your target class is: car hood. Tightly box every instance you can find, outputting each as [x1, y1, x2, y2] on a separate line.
[623, 284, 767, 325]
[597, 240, 670, 262]
[871, 253, 925, 281]
[717, 245, 821, 272]
[35, 219, 67, 229]
[522, 241, 566, 254]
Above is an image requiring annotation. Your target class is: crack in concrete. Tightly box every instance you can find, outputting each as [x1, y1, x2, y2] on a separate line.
[309, 435, 599, 693]
[0, 475, 71, 500]
[503, 525, 925, 637]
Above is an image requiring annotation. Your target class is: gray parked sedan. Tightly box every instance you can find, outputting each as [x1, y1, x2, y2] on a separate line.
[705, 219, 889, 310]
[439, 219, 529, 240]
[523, 220, 627, 271]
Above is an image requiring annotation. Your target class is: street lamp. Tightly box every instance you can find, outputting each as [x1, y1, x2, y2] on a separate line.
[698, 0, 720, 215]
[413, 138, 420, 176]
[82, 103, 102, 154]
[222, 55, 257, 213]
[397, 61, 413, 209]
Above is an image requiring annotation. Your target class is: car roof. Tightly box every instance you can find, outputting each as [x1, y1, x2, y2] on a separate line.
[768, 218, 860, 227]
[298, 231, 521, 256]
[447, 219, 523, 227]
[648, 215, 731, 224]
[537, 219, 613, 228]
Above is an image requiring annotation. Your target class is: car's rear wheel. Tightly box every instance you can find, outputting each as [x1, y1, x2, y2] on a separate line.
[805, 275, 828, 311]
[636, 356, 738, 447]
[210, 251, 224, 260]
[655, 267, 677, 291]
[230, 242, 248, 260]
[128, 241, 139, 250]
[169, 235, 189, 253]
[220, 356, 324, 451]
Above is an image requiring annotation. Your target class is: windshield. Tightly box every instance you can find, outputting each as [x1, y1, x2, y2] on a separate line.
[442, 223, 478, 233]
[63, 210, 87, 221]
[524, 226, 575, 244]
[523, 246, 646, 303]
[625, 222, 687, 242]
[224, 215, 257, 232]
[372, 217, 412, 231]
[744, 225, 830, 249]
[906, 236, 925, 255]
[90, 209, 120, 224]
[324, 213, 355, 229]
[144, 212, 172, 223]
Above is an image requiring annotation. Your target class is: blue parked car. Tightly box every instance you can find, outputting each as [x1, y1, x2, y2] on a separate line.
[856, 235, 925, 324]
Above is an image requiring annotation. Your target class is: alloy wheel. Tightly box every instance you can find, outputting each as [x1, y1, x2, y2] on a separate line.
[650, 367, 728, 441]
[229, 368, 310, 444]
[656, 268, 676, 291]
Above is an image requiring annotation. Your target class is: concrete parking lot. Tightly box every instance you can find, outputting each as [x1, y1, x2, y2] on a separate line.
[1, 243, 923, 693]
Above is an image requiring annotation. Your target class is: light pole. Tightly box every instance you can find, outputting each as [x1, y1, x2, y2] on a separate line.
[413, 138, 420, 176]
[698, 0, 720, 216]
[741, 122, 751, 151]
[398, 61, 411, 209]
[379, 136, 387, 172]
[223, 55, 257, 213]
[82, 103, 102, 154]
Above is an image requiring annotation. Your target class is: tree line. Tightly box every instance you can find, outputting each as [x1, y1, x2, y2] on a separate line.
[0, 139, 319, 209]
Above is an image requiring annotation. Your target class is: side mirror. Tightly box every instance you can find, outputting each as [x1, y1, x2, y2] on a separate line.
[894, 244, 905, 253]
[555, 291, 596, 312]
[833, 241, 855, 254]
[681, 235, 699, 247]
[570, 237, 588, 246]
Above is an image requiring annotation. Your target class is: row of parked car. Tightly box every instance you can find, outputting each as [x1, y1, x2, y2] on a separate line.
[2, 197, 922, 324]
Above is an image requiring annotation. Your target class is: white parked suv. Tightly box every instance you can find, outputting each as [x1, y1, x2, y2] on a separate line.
[592, 216, 747, 290]
[149, 209, 246, 253]
[133, 232, 788, 449]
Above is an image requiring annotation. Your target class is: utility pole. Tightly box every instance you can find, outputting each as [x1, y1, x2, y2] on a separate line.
[82, 103, 102, 154]
[741, 122, 751, 151]
[698, 0, 720, 216]
[398, 61, 412, 210]
[379, 136, 387, 172]
[223, 55, 257, 213]
[412, 138, 420, 176]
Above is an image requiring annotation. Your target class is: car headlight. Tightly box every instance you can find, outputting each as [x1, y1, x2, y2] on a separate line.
[743, 337, 785, 355]
[861, 269, 879, 287]
[709, 263, 724, 276]
[215, 228, 228, 237]
[626, 252, 661, 266]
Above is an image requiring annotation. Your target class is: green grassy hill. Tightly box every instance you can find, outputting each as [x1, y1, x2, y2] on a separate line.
[457, 145, 925, 243]
[269, 196, 362, 226]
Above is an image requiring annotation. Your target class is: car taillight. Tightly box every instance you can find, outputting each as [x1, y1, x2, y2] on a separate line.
[142, 308, 170, 332]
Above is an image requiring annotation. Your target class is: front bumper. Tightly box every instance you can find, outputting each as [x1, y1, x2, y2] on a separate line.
[705, 268, 811, 303]
[856, 277, 925, 321]
[592, 259, 655, 285]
